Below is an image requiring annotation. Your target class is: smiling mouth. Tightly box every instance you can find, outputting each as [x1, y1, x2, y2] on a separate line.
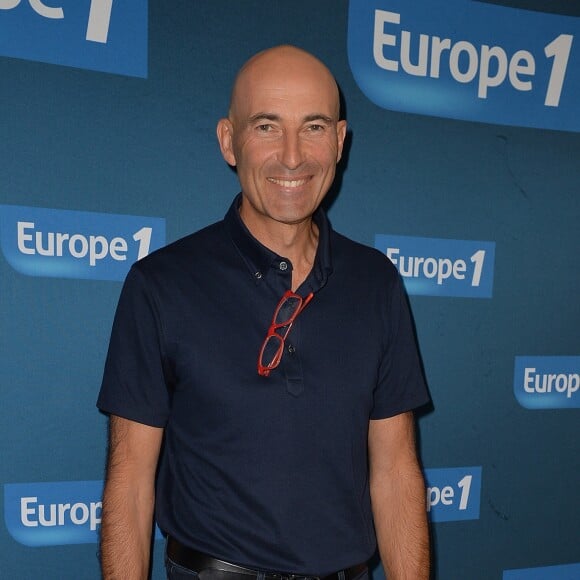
[267, 177, 310, 188]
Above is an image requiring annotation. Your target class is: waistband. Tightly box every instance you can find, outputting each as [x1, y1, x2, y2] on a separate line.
[166, 536, 367, 580]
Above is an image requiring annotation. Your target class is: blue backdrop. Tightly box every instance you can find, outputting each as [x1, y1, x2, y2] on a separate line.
[1, 1, 578, 578]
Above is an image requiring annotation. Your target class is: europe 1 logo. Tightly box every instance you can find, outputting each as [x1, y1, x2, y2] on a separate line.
[375, 234, 495, 298]
[4, 481, 164, 547]
[424, 466, 482, 522]
[0, 0, 147, 77]
[348, 0, 579, 132]
[0, 0, 112, 42]
[0, 205, 165, 281]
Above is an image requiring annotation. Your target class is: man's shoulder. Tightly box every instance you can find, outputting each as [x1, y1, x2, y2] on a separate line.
[331, 229, 398, 276]
[132, 219, 226, 276]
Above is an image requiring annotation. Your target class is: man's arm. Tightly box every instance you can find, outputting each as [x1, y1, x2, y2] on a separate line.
[368, 411, 430, 580]
[100, 415, 164, 580]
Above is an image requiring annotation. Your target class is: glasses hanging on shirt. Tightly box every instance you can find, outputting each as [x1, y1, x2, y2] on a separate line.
[257, 290, 313, 377]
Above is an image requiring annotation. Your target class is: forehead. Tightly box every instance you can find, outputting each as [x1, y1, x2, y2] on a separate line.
[231, 52, 340, 120]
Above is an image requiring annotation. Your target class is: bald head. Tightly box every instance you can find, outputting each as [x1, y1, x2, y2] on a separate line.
[228, 45, 342, 122]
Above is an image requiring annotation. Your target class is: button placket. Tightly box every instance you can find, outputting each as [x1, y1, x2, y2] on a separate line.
[282, 326, 304, 397]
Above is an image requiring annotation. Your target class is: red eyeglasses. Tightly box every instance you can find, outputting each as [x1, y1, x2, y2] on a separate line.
[258, 290, 314, 377]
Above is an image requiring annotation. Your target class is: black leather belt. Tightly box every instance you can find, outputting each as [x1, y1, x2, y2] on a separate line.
[166, 536, 367, 580]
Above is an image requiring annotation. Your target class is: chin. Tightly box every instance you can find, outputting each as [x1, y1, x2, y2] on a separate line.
[269, 204, 312, 223]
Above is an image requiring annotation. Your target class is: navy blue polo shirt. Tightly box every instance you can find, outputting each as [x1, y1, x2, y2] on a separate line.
[97, 195, 429, 575]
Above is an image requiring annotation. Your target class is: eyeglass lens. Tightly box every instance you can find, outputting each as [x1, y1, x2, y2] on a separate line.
[261, 334, 284, 368]
[274, 296, 302, 325]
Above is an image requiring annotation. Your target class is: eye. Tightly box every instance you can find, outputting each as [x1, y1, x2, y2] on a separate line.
[256, 124, 273, 132]
[307, 124, 324, 132]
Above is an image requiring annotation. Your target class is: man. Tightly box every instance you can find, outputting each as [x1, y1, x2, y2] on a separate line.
[97, 45, 430, 580]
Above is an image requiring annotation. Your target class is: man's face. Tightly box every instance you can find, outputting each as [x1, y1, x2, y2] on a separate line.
[217, 49, 347, 232]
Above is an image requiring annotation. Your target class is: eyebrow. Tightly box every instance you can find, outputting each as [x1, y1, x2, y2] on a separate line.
[304, 113, 334, 124]
[248, 112, 334, 124]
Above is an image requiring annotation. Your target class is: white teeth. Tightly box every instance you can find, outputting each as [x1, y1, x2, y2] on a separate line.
[268, 178, 308, 188]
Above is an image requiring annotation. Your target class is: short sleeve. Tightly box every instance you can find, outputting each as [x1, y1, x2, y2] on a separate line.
[97, 265, 171, 427]
[371, 274, 430, 419]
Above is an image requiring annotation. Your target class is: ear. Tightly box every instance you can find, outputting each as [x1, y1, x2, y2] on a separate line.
[336, 120, 347, 163]
[216, 118, 237, 166]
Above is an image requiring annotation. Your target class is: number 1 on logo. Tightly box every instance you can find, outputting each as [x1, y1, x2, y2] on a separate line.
[133, 227, 152, 261]
[86, 0, 113, 44]
[458, 475, 472, 510]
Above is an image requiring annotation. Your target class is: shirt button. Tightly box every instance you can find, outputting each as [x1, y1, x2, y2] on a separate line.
[254, 271, 262, 279]
[288, 344, 296, 354]
[279, 261, 288, 271]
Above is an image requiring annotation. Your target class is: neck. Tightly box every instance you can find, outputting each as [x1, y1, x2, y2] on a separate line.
[241, 212, 319, 291]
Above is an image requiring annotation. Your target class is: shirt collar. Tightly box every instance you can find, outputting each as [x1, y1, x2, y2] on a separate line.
[224, 193, 333, 292]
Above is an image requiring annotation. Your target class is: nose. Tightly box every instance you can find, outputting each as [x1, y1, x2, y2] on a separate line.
[279, 131, 304, 170]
